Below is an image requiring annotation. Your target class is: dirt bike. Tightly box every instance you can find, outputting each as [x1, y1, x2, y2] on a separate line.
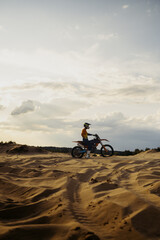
[71, 134, 114, 158]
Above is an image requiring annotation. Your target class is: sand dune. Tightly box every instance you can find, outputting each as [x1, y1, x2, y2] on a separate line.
[0, 149, 160, 240]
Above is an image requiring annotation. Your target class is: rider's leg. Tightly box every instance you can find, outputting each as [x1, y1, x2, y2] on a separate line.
[86, 142, 92, 158]
[83, 139, 91, 158]
[86, 150, 91, 158]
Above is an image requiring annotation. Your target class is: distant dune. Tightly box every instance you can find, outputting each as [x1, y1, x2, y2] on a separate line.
[0, 142, 49, 155]
[0, 145, 160, 240]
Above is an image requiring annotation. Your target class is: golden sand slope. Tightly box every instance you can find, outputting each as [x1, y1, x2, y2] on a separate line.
[0, 151, 160, 240]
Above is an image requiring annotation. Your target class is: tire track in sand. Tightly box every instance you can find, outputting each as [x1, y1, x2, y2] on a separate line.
[66, 168, 111, 239]
[66, 169, 96, 225]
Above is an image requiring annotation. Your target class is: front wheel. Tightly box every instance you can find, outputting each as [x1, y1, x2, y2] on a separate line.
[71, 146, 84, 158]
[101, 144, 114, 157]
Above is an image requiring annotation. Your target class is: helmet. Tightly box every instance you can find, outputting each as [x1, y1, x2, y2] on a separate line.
[84, 122, 91, 129]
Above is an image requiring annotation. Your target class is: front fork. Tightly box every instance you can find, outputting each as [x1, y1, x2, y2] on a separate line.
[100, 141, 108, 152]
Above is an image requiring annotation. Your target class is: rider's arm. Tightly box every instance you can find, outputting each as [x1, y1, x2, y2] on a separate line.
[88, 133, 94, 136]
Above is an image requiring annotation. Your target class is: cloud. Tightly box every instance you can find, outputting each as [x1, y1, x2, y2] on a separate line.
[92, 112, 160, 150]
[93, 112, 125, 129]
[11, 100, 35, 115]
[84, 43, 99, 56]
[113, 80, 160, 103]
[7, 97, 89, 133]
[35, 98, 87, 118]
[0, 25, 5, 32]
[122, 5, 129, 9]
[115, 84, 154, 97]
[97, 33, 118, 41]
[0, 47, 99, 81]
[0, 104, 5, 110]
[3, 71, 160, 113]
[1, 79, 99, 104]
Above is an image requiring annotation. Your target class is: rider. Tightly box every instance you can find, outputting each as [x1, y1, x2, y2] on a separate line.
[81, 123, 95, 158]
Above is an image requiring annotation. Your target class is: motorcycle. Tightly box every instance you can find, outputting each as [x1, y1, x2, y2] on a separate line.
[71, 134, 114, 158]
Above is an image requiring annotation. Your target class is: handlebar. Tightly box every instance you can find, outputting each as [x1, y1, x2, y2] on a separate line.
[93, 134, 109, 142]
[93, 133, 99, 138]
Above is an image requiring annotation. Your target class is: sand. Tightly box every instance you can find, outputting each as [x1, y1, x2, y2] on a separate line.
[0, 149, 160, 240]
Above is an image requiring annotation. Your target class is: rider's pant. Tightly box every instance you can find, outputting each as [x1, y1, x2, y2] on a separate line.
[83, 139, 99, 151]
[83, 139, 92, 151]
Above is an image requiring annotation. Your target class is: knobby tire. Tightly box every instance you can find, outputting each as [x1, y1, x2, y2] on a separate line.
[101, 144, 114, 157]
[71, 146, 84, 158]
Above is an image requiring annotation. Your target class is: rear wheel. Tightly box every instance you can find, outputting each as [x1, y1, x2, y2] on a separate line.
[71, 146, 84, 158]
[101, 144, 114, 157]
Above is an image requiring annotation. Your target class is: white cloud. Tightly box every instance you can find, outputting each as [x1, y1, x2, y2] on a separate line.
[75, 25, 80, 30]
[122, 5, 129, 9]
[2, 70, 160, 121]
[0, 25, 5, 31]
[0, 47, 101, 87]
[0, 104, 4, 110]
[5, 97, 89, 137]
[114, 84, 160, 103]
[84, 43, 99, 56]
[97, 33, 118, 41]
[11, 100, 35, 115]
[92, 112, 160, 150]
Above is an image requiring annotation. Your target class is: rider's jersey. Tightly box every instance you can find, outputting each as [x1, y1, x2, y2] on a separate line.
[81, 128, 88, 140]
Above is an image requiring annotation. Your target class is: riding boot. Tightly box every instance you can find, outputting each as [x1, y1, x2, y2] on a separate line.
[85, 150, 91, 159]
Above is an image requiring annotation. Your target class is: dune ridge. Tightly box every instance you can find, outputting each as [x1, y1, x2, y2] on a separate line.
[0, 149, 160, 240]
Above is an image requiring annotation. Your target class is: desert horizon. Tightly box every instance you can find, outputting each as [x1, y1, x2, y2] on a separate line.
[0, 142, 160, 240]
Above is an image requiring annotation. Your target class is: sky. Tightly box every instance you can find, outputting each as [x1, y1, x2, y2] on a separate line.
[0, 0, 160, 151]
